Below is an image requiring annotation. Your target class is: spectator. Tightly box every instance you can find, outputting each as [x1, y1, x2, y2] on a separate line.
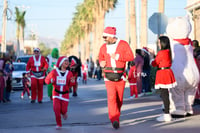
[141, 47, 152, 95]
[134, 49, 144, 96]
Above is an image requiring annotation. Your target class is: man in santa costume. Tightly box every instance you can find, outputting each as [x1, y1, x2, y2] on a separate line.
[45, 56, 75, 129]
[98, 26, 134, 129]
[26, 48, 48, 103]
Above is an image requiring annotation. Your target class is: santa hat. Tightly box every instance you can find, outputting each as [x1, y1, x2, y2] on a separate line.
[33, 48, 40, 52]
[56, 56, 68, 68]
[70, 58, 77, 67]
[102, 26, 116, 38]
[141, 47, 150, 55]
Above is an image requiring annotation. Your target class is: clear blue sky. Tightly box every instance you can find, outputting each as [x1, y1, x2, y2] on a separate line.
[0, 0, 187, 45]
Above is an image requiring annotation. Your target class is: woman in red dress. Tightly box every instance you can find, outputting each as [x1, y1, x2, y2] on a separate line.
[149, 36, 177, 122]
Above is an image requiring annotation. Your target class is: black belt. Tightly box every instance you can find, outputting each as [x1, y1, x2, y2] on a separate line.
[158, 67, 170, 70]
[104, 67, 124, 71]
[55, 89, 69, 94]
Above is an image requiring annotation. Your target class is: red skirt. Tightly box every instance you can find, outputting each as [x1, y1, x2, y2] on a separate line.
[154, 69, 177, 89]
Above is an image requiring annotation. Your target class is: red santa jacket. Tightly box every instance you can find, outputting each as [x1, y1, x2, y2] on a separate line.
[99, 39, 134, 81]
[45, 68, 74, 102]
[151, 49, 177, 89]
[128, 65, 137, 85]
[26, 55, 48, 79]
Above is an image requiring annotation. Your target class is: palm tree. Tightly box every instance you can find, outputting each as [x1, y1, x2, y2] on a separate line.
[15, 7, 26, 56]
[159, 0, 165, 13]
[140, 0, 147, 48]
[129, 0, 137, 54]
[61, 0, 118, 62]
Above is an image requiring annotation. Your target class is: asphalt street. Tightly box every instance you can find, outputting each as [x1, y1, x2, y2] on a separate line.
[0, 78, 200, 133]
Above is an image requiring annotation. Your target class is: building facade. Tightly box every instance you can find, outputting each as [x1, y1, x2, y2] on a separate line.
[186, 0, 200, 41]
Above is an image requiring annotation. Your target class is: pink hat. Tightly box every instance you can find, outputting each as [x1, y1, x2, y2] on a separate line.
[33, 48, 40, 52]
[56, 56, 68, 68]
[102, 26, 116, 38]
[141, 47, 150, 55]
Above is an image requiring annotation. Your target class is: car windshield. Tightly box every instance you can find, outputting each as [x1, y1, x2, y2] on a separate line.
[13, 64, 26, 71]
[16, 56, 31, 64]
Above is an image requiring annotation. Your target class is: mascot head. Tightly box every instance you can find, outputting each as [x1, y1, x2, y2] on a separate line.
[51, 48, 59, 59]
[166, 16, 192, 39]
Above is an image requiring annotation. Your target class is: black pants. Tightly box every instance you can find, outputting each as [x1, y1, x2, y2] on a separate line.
[160, 89, 170, 114]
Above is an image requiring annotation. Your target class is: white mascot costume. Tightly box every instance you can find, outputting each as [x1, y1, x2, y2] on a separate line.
[166, 16, 199, 117]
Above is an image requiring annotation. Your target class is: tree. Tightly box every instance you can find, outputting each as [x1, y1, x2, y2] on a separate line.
[15, 7, 26, 56]
[130, 0, 137, 54]
[38, 43, 51, 57]
[61, 0, 118, 61]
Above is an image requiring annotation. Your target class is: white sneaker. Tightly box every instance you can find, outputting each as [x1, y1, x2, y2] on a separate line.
[129, 96, 134, 99]
[138, 93, 144, 97]
[21, 96, 24, 99]
[156, 114, 172, 122]
[56, 125, 62, 130]
[29, 96, 31, 99]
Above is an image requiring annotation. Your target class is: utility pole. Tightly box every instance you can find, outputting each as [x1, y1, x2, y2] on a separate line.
[1, 0, 8, 53]
[125, 0, 130, 43]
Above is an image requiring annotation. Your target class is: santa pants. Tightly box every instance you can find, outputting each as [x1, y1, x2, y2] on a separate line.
[21, 87, 30, 96]
[130, 84, 138, 98]
[72, 83, 78, 93]
[105, 80, 125, 123]
[83, 73, 87, 79]
[31, 77, 44, 102]
[53, 98, 68, 127]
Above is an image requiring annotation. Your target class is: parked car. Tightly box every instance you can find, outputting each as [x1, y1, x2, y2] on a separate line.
[12, 62, 30, 89]
[15, 55, 32, 64]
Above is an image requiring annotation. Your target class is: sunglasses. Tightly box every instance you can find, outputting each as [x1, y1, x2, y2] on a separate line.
[34, 51, 39, 53]
[103, 36, 107, 39]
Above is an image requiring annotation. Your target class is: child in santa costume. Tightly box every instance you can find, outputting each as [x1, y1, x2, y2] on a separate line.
[26, 48, 48, 103]
[128, 61, 138, 99]
[69, 57, 79, 97]
[99, 26, 134, 129]
[21, 72, 31, 99]
[45, 56, 75, 129]
[81, 63, 87, 84]
[149, 36, 177, 122]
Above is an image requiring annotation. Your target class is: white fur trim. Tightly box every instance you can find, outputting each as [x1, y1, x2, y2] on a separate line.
[115, 54, 119, 60]
[31, 75, 45, 79]
[141, 49, 150, 55]
[150, 59, 154, 65]
[154, 82, 177, 89]
[59, 57, 68, 67]
[34, 48, 40, 52]
[103, 33, 116, 38]
[53, 96, 69, 102]
[129, 83, 137, 85]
